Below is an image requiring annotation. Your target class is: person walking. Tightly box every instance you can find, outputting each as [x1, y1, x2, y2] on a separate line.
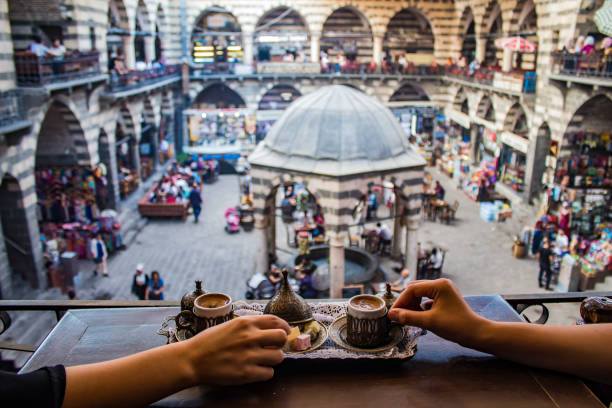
[89, 232, 108, 277]
[537, 238, 553, 290]
[188, 184, 203, 223]
[376, 222, 392, 255]
[145, 271, 165, 300]
[131, 264, 149, 300]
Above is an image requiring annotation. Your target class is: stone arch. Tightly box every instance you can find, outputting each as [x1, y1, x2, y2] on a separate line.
[254, 6, 310, 60]
[36, 100, 90, 167]
[384, 8, 435, 57]
[108, 0, 130, 32]
[389, 82, 430, 102]
[191, 6, 242, 55]
[115, 104, 139, 175]
[563, 94, 612, 142]
[503, 102, 529, 135]
[155, 4, 167, 61]
[477, 94, 495, 121]
[453, 87, 468, 113]
[459, 6, 477, 60]
[510, 0, 538, 71]
[133, 0, 153, 63]
[258, 84, 302, 111]
[321, 6, 373, 63]
[193, 82, 247, 109]
[0, 174, 39, 289]
[480, 1, 503, 65]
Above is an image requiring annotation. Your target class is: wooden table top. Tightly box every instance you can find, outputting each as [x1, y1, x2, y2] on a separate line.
[430, 198, 448, 207]
[21, 295, 603, 408]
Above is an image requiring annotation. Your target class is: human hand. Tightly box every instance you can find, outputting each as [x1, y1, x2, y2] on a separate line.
[388, 279, 488, 348]
[181, 315, 291, 386]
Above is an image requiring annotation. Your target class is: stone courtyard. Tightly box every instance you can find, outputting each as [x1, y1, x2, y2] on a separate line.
[5, 166, 609, 367]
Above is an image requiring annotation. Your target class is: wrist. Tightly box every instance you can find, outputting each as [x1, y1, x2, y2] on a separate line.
[458, 315, 495, 350]
[175, 340, 199, 388]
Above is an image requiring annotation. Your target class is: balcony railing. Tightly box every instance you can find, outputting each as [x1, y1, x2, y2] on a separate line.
[551, 52, 612, 79]
[108, 64, 181, 93]
[446, 65, 536, 94]
[14, 50, 102, 86]
[191, 62, 444, 79]
[0, 90, 27, 129]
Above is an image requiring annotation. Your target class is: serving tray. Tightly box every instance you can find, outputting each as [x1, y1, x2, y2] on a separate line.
[158, 301, 423, 360]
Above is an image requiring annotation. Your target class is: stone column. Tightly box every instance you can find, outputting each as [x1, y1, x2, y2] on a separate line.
[254, 215, 269, 274]
[144, 36, 156, 64]
[122, 35, 136, 69]
[525, 130, 550, 202]
[502, 47, 513, 72]
[391, 201, 402, 260]
[98, 135, 121, 210]
[405, 219, 419, 281]
[329, 231, 346, 299]
[131, 140, 142, 183]
[243, 32, 254, 69]
[476, 37, 486, 62]
[373, 35, 383, 68]
[310, 33, 321, 63]
[470, 125, 479, 163]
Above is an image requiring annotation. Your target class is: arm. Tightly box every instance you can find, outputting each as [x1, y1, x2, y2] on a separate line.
[144, 286, 150, 300]
[62, 315, 290, 408]
[389, 279, 612, 384]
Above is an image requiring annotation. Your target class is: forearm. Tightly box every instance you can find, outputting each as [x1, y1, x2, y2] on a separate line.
[62, 341, 196, 408]
[470, 320, 612, 384]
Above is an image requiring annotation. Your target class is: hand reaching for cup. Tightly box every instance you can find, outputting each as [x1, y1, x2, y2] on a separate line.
[388, 279, 488, 348]
[183, 314, 291, 386]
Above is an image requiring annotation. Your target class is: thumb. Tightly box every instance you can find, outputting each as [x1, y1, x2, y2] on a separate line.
[388, 308, 428, 328]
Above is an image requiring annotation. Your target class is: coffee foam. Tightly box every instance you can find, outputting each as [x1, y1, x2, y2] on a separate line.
[350, 296, 384, 311]
[196, 294, 229, 309]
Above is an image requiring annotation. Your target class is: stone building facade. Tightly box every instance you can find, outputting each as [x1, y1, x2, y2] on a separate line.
[0, 0, 610, 297]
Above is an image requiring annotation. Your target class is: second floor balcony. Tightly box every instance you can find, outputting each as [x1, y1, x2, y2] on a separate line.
[104, 64, 182, 100]
[550, 52, 612, 88]
[13, 50, 107, 91]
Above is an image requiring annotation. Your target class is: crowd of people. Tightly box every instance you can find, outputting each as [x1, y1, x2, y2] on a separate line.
[557, 35, 612, 75]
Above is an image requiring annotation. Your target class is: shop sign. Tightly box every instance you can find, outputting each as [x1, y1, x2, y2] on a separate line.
[447, 108, 471, 129]
[501, 131, 529, 154]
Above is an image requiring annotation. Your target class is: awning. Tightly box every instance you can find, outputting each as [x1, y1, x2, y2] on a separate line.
[595, 0, 612, 37]
[495, 36, 537, 52]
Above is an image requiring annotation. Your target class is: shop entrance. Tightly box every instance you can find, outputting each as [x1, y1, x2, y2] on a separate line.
[0, 174, 38, 293]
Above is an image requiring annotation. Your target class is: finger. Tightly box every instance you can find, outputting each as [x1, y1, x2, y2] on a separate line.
[421, 299, 434, 311]
[255, 328, 288, 347]
[252, 348, 284, 366]
[254, 315, 292, 334]
[388, 308, 429, 328]
[392, 280, 440, 310]
[243, 366, 275, 384]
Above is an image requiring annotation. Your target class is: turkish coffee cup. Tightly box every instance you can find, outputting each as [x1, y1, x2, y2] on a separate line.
[346, 294, 389, 348]
[175, 293, 233, 335]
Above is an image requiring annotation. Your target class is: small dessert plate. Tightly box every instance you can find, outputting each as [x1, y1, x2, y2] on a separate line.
[283, 320, 329, 354]
[329, 316, 405, 353]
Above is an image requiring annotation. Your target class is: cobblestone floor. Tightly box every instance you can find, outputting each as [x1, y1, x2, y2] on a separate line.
[3, 169, 610, 366]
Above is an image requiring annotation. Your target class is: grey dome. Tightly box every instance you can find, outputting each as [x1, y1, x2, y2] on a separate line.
[249, 85, 425, 177]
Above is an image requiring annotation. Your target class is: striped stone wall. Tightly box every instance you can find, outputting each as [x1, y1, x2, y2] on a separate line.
[0, 0, 15, 90]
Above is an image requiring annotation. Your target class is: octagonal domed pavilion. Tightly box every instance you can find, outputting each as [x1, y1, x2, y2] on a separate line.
[249, 85, 425, 297]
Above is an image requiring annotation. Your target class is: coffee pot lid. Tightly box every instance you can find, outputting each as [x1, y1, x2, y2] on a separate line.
[264, 270, 313, 325]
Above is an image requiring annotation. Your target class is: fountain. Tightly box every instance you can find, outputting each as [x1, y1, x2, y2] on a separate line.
[292, 245, 378, 291]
